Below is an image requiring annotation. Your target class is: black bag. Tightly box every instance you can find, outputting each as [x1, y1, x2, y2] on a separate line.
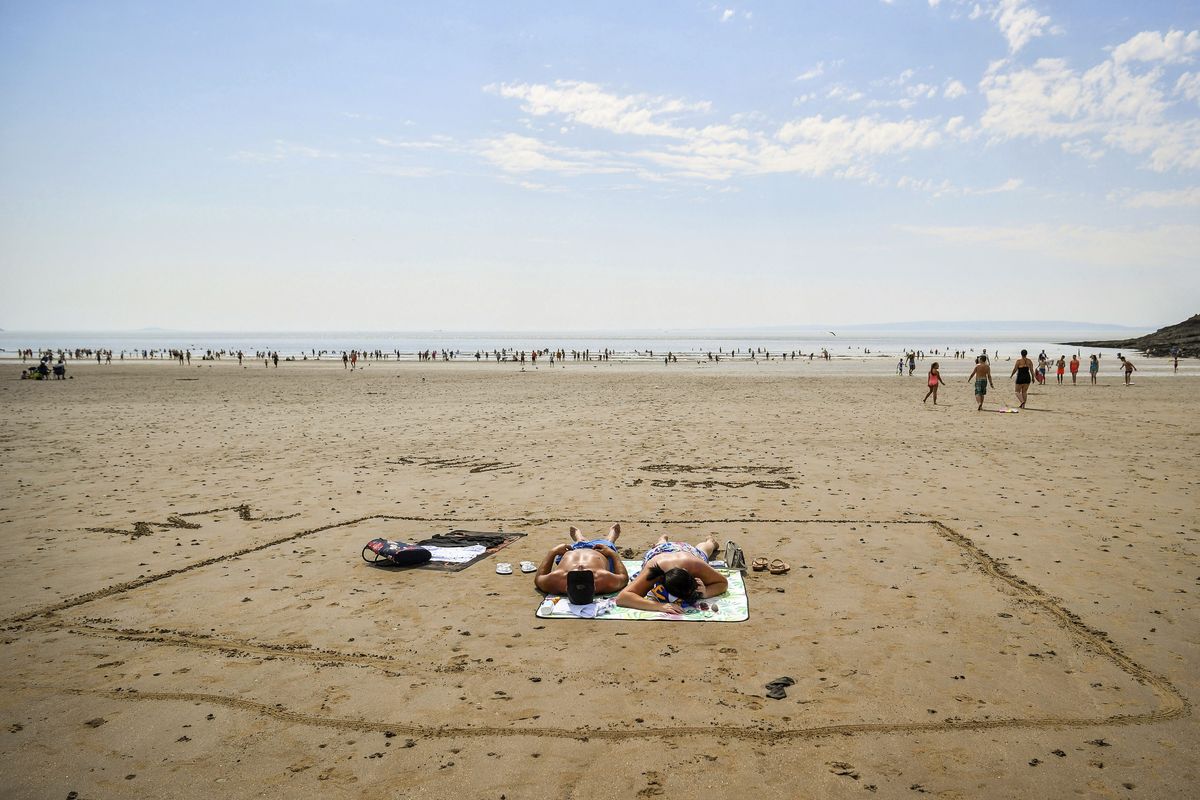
[362, 538, 432, 567]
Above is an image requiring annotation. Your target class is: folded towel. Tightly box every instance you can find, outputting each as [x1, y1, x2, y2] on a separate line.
[551, 598, 616, 618]
[424, 544, 486, 563]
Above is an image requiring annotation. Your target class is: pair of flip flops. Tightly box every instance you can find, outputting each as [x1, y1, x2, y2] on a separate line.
[751, 558, 791, 575]
[496, 561, 536, 575]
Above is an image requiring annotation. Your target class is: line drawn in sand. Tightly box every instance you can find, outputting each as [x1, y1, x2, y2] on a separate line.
[9, 514, 1190, 742]
[85, 504, 299, 539]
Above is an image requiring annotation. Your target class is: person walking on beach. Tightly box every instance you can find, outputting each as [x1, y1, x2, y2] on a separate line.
[1055, 356, 1066, 384]
[1118, 354, 1137, 385]
[923, 362, 945, 404]
[1089, 354, 1099, 384]
[1011, 350, 1034, 409]
[967, 356, 994, 410]
[616, 534, 727, 615]
[1069, 355, 1080, 384]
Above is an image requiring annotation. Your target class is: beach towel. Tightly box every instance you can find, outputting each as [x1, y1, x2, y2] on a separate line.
[535, 560, 750, 622]
[363, 530, 527, 573]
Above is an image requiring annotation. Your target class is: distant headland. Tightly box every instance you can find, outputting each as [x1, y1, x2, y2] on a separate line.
[1064, 315, 1199, 357]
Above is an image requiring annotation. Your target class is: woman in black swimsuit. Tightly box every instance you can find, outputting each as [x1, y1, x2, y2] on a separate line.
[1010, 348, 1034, 408]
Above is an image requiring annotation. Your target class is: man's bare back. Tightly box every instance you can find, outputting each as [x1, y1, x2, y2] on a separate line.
[534, 524, 629, 595]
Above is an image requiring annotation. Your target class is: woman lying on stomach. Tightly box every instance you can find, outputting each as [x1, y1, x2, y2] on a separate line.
[616, 534, 728, 616]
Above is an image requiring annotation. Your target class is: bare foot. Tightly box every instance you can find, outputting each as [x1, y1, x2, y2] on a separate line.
[608, 522, 621, 542]
[570, 526, 585, 542]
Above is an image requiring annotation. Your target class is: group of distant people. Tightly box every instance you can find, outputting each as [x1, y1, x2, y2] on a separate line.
[925, 349, 1140, 410]
[20, 356, 67, 380]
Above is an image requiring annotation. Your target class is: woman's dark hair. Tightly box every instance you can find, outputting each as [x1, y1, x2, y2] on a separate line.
[646, 565, 700, 601]
[1021, 349, 1028, 357]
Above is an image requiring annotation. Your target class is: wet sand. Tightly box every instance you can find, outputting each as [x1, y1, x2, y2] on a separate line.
[0, 359, 1196, 798]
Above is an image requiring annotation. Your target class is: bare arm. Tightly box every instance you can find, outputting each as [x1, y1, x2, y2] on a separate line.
[695, 563, 729, 599]
[615, 569, 682, 614]
[533, 543, 570, 592]
[595, 544, 629, 583]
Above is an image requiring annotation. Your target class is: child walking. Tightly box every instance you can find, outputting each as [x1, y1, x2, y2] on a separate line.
[923, 362, 945, 404]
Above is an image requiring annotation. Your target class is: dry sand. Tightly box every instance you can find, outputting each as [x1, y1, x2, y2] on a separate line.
[0, 358, 1196, 798]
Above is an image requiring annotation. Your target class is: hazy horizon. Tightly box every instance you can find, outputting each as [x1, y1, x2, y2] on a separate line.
[0, 319, 1159, 335]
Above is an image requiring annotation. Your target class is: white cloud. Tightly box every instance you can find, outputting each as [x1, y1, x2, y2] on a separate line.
[898, 222, 1200, 266]
[479, 133, 632, 176]
[980, 54, 1200, 172]
[488, 81, 710, 139]
[795, 62, 826, 82]
[1060, 139, 1105, 162]
[972, 0, 1053, 54]
[978, 177, 1023, 193]
[944, 79, 968, 99]
[485, 81, 943, 184]
[721, 8, 734, 22]
[1177, 72, 1200, 102]
[1111, 30, 1200, 65]
[929, 0, 942, 7]
[1117, 186, 1200, 208]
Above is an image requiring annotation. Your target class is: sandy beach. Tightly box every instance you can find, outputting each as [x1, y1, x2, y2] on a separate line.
[0, 359, 1196, 799]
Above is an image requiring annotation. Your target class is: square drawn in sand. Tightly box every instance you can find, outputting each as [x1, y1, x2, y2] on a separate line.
[34, 515, 1183, 741]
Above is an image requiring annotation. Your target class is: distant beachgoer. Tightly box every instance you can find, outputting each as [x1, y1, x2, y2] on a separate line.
[897, 358, 904, 375]
[923, 362, 945, 405]
[1069, 355, 1080, 384]
[1056, 356, 1066, 384]
[1089, 354, 1099, 384]
[908, 353, 916, 375]
[534, 524, 629, 597]
[616, 534, 727, 615]
[1173, 355, 1179, 373]
[967, 356, 994, 410]
[272, 352, 279, 368]
[1011, 349, 1034, 409]
[1119, 355, 1136, 385]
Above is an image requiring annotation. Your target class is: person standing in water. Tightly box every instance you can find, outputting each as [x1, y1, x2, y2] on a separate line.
[923, 362, 945, 404]
[1011, 349, 1034, 408]
[966, 356, 994, 411]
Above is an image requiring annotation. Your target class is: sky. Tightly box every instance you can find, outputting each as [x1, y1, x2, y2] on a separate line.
[0, 0, 1197, 331]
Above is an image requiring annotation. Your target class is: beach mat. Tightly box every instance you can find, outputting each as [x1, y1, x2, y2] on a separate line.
[535, 560, 749, 622]
[367, 530, 526, 573]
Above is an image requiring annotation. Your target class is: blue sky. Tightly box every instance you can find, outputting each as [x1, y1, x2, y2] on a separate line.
[1, 1, 1197, 330]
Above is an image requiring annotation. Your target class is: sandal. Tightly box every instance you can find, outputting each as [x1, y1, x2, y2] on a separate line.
[519, 561, 536, 573]
[768, 559, 790, 575]
[495, 562, 513, 575]
[751, 558, 769, 572]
